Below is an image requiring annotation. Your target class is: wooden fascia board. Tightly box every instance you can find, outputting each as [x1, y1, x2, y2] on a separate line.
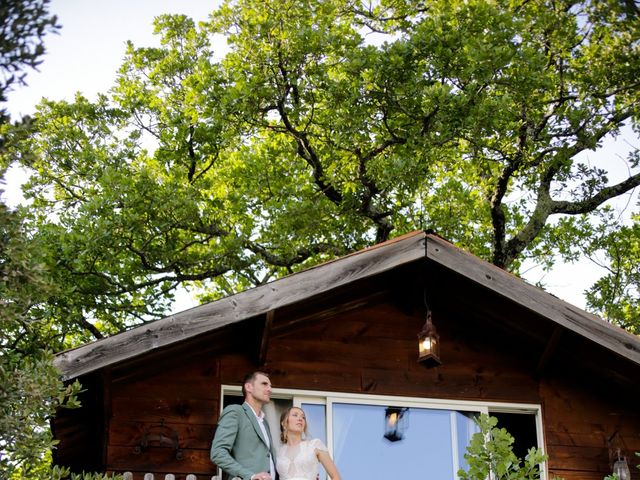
[54, 232, 427, 380]
[425, 234, 640, 366]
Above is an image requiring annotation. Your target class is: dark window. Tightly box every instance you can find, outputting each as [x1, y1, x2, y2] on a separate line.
[491, 412, 538, 461]
[223, 394, 244, 407]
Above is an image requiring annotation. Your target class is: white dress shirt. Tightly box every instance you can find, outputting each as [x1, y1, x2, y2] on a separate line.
[247, 404, 276, 479]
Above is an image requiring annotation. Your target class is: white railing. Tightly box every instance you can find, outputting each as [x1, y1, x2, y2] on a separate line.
[122, 473, 220, 480]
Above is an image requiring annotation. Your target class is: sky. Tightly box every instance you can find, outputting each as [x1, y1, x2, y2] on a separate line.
[3, 0, 638, 313]
[7, 0, 223, 118]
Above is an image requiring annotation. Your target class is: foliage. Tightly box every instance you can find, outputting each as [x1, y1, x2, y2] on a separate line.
[3, 0, 640, 340]
[458, 414, 547, 480]
[582, 217, 640, 333]
[0, 0, 60, 119]
[459, 415, 640, 480]
[0, 194, 113, 478]
[0, 1, 119, 478]
[0, 349, 81, 478]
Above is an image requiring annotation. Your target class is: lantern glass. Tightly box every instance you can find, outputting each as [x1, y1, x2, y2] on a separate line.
[418, 312, 441, 366]
[419, 335, 437, 356]
[613, 457, 631, 480]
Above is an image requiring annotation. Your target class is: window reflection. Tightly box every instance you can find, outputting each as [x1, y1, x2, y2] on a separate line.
[455, 411, 479, 473]
[383, 406, 409, 442]
[332, 403, 477, 479]
[302, 403, 327, 480]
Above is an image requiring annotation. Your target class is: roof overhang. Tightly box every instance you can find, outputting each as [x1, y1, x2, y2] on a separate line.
[54, 231, 640, 380]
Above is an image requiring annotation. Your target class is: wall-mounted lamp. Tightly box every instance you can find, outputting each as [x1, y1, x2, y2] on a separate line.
[608, 431, 631, 480]
[418, 307, 441, 367]
[384, 407, 408, 442]
[612, 449, 631, 480]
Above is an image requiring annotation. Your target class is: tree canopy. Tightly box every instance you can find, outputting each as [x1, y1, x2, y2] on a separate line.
[0, 1, 98, 477]
[4, 0, 640, 341]
[0, 0, 60, 121]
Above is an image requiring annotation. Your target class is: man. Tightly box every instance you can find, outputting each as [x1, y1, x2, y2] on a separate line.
[211, 371, 277, 480]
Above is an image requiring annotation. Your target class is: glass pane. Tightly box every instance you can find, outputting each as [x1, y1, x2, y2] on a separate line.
[302, 403, 327, 445]
[491, 412, 538, 461]
[302, 403, 327, 480]
[455, 411, 479, 473]
[332, 403, 455, 479]
[222, 394, 244, 407]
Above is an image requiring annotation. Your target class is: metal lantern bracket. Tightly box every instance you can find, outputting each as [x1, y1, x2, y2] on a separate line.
[133, 419, 184, 460]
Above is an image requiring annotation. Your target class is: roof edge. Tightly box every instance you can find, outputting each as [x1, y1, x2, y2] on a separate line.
[425, 234, 640, 365]
[55, 231, 428, 380]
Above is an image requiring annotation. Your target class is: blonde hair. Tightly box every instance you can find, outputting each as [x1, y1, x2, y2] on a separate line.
[280, 406, 309, 444]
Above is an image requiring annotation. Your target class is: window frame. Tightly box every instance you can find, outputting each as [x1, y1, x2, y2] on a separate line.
[219, 385, 547, 480]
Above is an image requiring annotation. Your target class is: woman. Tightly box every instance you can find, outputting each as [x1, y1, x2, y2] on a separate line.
[276, 406, 342, 480]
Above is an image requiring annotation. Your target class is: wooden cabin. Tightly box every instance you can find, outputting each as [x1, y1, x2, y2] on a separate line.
[53, 231, 640, 480]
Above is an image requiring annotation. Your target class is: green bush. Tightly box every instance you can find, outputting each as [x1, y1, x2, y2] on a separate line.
[458, 414, 547, 480]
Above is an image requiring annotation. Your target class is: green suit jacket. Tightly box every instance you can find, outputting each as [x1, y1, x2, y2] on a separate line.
[210, 402, 277, 480]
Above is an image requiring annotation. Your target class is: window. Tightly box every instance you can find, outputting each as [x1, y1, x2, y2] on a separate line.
[331, 403, 476, 478]
[220, 387, 546, 480]
[490, 411, 540, 461]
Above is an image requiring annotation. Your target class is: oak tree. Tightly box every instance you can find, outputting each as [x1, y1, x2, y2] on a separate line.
[6, 0, 640, 338]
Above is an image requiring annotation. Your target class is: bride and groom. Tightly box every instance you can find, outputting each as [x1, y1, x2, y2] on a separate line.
[210, 371, 342, 480]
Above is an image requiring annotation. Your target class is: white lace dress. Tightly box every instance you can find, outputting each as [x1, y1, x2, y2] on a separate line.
[276, 438, 327, 480]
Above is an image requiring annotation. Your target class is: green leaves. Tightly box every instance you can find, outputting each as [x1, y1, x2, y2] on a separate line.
[583, 218, 640, 333]
[0, 202, 93, 478]
[459, 414, 548, 480]
[2, 0, 639, 342]
[0, 0, 60, 109]
[0, 350, 81, 478]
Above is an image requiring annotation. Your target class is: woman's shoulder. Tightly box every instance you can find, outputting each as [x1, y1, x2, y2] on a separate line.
[306, 438, 328, 451]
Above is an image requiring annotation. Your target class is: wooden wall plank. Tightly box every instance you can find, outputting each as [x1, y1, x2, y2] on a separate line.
[111, 397, 217, 424]
[52, 371, 104, 472]
[109, 421, 215, 450]
[107, 445, 213, 474]
[106, 352, 223, 478]
[67, 266, 639, 480]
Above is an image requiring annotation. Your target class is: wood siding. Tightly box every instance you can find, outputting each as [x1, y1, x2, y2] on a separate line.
[105, 356, 220, 479]
[54, 299, 638, 479]
[52, 258, 640, 480]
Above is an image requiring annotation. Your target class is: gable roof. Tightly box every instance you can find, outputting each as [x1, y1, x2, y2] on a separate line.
[54, 231, 640, 380]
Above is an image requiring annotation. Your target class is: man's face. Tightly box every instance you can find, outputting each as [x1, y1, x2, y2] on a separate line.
[246, 373, 272, 404]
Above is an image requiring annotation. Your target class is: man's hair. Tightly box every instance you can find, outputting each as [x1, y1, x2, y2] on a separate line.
[241, 370, 270, 398]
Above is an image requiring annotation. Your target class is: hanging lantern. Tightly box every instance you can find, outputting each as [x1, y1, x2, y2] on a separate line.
[384, 407, 408, 442]
[418, 309, 441, 367]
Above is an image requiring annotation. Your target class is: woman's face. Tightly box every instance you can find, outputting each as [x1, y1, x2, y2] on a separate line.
[286, 407, 306, 433]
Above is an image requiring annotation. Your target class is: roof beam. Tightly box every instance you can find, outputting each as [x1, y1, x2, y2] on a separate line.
[258, 310, 274, 367]
[536, 325, 563, 376]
